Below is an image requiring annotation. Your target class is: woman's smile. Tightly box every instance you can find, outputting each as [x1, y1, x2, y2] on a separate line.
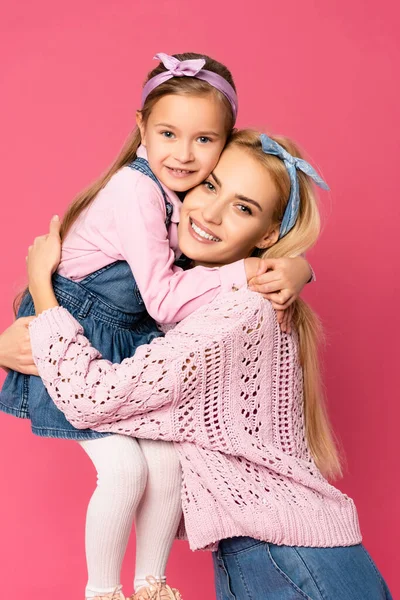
[189, 218, 222, 243]
[178, 145, 280, 267]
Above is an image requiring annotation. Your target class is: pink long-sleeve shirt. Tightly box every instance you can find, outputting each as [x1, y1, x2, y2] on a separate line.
[58, 145, 246, 323]
[30, 291, 361, 551]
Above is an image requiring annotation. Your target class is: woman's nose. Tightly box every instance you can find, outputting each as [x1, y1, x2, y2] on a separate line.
[202, 201, 223, 225]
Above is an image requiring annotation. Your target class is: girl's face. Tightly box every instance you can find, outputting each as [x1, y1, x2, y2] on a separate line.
[137, 94, 228, 192]
[178, 145, 281, 267]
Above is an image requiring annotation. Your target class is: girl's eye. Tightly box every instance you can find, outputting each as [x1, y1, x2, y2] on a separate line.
[197, 136, 211, 144]
[203, 180, 216, 192]
[161, 131, 175, 139]
[237, 204, 252, 215]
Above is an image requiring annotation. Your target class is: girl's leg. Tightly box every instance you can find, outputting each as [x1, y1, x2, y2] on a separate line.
[79, 434, 148, 599]
[213, 537, 392, 600]
[133, 440, 182, 592]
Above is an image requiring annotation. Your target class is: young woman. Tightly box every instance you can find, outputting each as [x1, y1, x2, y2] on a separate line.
[24, 129, 392, 599]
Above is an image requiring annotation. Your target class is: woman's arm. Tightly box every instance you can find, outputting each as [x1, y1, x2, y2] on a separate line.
[28, 290, 269, 432]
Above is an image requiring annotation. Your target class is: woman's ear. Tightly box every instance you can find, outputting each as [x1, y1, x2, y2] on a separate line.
[136, 111, 146, 145]
[255, 225, 280, 250]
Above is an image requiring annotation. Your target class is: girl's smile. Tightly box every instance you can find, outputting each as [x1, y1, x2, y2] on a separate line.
[137, 94, 228, 193]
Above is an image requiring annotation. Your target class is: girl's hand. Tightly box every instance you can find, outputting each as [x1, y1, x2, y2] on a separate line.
[0, 317, 38, 375]
[244, 257, 262, 282]
[27, 215, 62, 291]
[248, 256, 312, 310]
[275, 304, 296, 334]
[27, 216, 61, 314]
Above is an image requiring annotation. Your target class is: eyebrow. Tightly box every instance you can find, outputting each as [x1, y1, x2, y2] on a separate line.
[155, 123, 221, 137]
[235, 194, 263, 212]
[154, 123, 178, 129]
[210, 172, 263, 212]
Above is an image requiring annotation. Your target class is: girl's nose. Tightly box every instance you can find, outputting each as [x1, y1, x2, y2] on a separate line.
[174, 141, 194, 163]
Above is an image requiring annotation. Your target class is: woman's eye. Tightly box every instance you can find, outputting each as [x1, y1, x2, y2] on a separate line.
[197, 136, 211, 144]
[161, 131, 175, 139]
[203, 180, 216, 192]
[237, 204, 252, 215]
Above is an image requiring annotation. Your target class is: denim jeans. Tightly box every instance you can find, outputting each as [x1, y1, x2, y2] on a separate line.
[213, 536, 392, 599]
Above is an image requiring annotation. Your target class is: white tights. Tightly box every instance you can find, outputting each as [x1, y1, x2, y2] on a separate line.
[78, 435, 182, 598]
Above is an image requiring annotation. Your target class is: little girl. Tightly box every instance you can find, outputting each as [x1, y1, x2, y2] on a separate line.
[0, 53, 312, 600]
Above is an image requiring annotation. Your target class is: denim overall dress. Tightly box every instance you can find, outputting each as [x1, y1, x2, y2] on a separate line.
[0, 158, 174, 440]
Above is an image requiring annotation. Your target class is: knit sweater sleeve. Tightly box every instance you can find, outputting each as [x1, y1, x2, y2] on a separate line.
[29, 291, 269, 434]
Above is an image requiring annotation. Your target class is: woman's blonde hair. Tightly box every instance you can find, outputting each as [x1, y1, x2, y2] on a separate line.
[227, 129, 341, 479]
[14, 53, 236, 314]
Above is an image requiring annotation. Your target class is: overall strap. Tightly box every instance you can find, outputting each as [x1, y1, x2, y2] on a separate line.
[128, 157, 173, 227]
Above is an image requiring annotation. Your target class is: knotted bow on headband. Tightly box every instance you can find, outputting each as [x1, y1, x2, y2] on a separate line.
[260, 134, 329, 238]
[154, 53, 206, 77]
[141, 53, 238, 121]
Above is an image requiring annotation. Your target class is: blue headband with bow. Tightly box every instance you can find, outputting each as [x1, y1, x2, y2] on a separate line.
[260, 134, 329, 238]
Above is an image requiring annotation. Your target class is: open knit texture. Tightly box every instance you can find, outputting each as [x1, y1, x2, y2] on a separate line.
[29, 289, 361, 551]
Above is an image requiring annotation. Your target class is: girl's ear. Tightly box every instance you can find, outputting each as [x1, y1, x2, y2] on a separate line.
[255, 225, 280, 250]
[136, 111, 146, 146]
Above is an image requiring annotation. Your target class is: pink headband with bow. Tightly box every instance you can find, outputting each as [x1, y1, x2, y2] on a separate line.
[141, 53, 238, 121]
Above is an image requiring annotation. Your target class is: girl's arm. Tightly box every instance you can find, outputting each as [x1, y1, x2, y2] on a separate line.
[102, 171, 310, 324]
[107, 170, 248, 323]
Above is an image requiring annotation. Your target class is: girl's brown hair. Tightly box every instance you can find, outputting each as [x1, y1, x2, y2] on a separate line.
[60, 53, 236, 242]
[227, 129, 341, 479]
[14, 53, 236, 314]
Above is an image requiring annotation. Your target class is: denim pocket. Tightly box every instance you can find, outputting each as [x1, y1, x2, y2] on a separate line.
[212, 552, 237, 600]
[265, 544, 319, 600]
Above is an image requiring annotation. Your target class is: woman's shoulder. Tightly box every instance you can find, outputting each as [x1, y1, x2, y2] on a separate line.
[172, 288, 276, 338]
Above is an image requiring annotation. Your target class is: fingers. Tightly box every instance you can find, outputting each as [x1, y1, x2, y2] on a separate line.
[21, 365, 39, 376]
[255, 258, 280, 276]
[249, 273, 285, 294]
[275, 307, 294, 334]
[17, 316, 36, 326]
[275, 310, 287, 333]
[265, 290, 293, 305]
[250, 267, 282, 285]
[49, 215, 61, 237]
[268, 298, 294, 311]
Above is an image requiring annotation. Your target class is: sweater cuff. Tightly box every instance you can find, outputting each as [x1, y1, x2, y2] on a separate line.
[29, 307, 83, 358]
[219, 260, 247, 293]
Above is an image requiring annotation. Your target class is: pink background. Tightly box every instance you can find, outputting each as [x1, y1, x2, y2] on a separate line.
[1, 0, 399, 598]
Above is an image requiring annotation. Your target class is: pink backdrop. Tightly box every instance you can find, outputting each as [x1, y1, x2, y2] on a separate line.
[1, 0, 399, 598]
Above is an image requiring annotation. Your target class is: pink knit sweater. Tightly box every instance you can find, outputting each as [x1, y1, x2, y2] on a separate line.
[29, 290, 361, 551]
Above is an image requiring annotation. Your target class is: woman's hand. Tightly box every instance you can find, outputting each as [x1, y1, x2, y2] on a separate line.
[248, 256, 312, 310]
[27, 215, 61, 315]
[0, 318, 38, 375]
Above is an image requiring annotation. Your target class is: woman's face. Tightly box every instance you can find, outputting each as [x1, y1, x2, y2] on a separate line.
[178, 145, 280, 267]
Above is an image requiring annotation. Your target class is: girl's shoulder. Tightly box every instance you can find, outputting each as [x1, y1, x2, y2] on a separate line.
[89, 166, 167, 216]
[108, 165, 165, 197]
